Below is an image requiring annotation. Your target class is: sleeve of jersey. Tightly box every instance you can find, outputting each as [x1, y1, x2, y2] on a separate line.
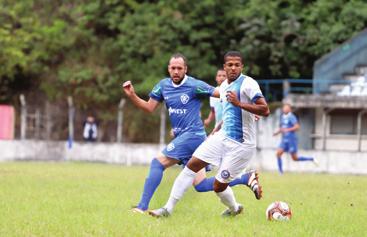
[243, 79, 264, 103]
[149, 82, 164, 102]
[290, 114, 298, 125]
[194, 80, 215, 97]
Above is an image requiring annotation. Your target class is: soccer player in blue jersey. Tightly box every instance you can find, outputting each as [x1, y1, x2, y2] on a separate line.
[273, 103, 317, 174]
[122, 53, 262, 214]
[149, 51, 270, 218]
[203, 69, 227, 131]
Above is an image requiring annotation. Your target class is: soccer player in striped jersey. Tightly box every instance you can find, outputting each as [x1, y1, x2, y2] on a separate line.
[122, 53, 262, 214]
[149, 51, 269, 218]
[273, 103, 318, 174]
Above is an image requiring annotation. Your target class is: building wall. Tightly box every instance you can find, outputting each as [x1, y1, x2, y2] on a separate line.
[1, 140, 367, 175]
[313, 108, 367, 151]
[257, 108, 314, 150]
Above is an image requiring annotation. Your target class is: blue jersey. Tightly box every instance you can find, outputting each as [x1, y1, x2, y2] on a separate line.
[219, 74, 263, 145]
[149, 75, 215, 137]
[280, 112, 298, 141]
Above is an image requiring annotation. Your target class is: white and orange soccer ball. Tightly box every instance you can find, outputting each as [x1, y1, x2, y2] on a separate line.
[266, 201, 292, 221]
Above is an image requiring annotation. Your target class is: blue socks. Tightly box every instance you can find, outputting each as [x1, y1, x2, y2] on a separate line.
[277, 156, 314, 174]
[137, 158, 165, 211]
[297, 156, 314, 161]
[277, 157, 283, 174]
[194, 173, 250, 192]
[194, 177, 214, 192]
[229, 173, 250, 186]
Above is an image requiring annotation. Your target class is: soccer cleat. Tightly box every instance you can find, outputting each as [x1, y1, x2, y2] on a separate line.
[221, 204, 244, 217]
[148, 208, 170, 218]
[247, 171, 263, 200]
[131, 206, 146, 214]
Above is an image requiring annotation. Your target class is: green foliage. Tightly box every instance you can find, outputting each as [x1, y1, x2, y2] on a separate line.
[1, 0, 366, 140]
[2, 0, 367, 101]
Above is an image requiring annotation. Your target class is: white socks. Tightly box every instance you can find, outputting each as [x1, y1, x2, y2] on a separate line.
[163, 167, 239, 214]
[164, 166, 196, 213]
[216, 187, 239, 212]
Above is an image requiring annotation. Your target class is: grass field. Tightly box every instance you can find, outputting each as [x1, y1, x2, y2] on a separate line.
[0, 162, 366, 237]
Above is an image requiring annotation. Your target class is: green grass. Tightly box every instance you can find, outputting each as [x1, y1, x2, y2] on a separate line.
[0, 162, 366, 237]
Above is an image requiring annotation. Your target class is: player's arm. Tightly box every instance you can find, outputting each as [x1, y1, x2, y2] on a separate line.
[226, 92, 270, 117]
[122, 81, 160, 113]
[283, 123, 300, 132]
[204, 108, 215, 127]
[273, 129, 281, 136]
[204, 88, 220, 126]
[211, 88, 220, 98]
[210, 120, 223, 135]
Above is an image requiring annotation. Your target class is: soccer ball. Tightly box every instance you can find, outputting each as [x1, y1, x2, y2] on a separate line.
[266, 201, 292, 221]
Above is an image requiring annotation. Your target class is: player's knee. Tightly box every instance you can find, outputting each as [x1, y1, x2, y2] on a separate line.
[213, 181, 227, 193]
[214, 185, 226, 193]
[186, 157, 207, 173]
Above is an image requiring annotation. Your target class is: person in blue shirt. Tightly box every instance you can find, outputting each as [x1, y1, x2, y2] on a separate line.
[273, 103, 317, 174]
[122, 53, 262, 214]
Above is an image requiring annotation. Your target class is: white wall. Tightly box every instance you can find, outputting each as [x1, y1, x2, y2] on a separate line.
[1, 140, 367, 175]
[313, 108, 367, 151]
[252, 149, 367, 175]
[256, 109, 281, 149]
[0, 140, 162, 165]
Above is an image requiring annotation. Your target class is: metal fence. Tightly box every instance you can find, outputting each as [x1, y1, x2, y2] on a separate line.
[17, 94, 167, 144]
[257, 79, 313, 102]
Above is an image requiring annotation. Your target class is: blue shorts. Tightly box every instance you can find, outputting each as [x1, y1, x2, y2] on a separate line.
[162, 131, 206, 166]
[279, 139, 298, 154]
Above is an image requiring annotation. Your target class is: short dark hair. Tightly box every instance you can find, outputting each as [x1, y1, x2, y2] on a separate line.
[169, 53, 188, 66]
[283, 103, 292, 108]
[224, 51, 243, 63]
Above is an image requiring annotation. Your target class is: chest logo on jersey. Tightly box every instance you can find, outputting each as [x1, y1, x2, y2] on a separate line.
[167, 142, 175, 152]
[168, 107, 187, 115]
[180, 94, 189, 104]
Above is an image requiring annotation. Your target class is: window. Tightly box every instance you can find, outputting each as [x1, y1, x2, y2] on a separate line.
[329, 110, 358, 135]
[362, 114, 367, 135]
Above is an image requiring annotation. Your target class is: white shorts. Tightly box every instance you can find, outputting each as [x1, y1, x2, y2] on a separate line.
[193, 133, 256, 183]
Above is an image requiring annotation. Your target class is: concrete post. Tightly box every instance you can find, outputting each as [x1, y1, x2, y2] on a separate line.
[159, 105, 166, 145]
[45, 102, 52, 140]
[35, 109, 41, 139]
[67, 96, 74, 147]
[117, 99, 126, 143]
[19, 94, 27, 140]
[321, 108, 333, 151]
[357, 109, 367, 152]
[283, 80, 290, 98]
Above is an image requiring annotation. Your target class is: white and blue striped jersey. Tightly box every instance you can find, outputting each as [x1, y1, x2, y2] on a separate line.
[218, 74, 263, 146]
[149, 75, 215, 137]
